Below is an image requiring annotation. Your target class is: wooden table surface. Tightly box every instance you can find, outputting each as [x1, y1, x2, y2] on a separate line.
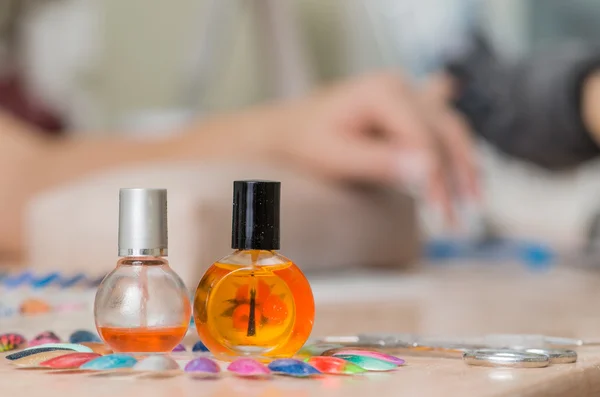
[3, 262, 600, 397]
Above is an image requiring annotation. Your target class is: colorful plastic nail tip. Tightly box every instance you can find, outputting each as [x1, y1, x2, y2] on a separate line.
[79, 342, 112, 355]
[192, 341, 209, 352]
[11, 351, 72, 367]
[79, 354, 137, 370]
[40, 353, 101, 369]
[0, 333, 26, 352]
[227, 358, 271, 378]
[133, 355, 180, 372]
[29, 338, 63, 348]
[331, 350, 405, 366]
[6, 347, 75, 361]
[172, 344, 186, 352]
[69, 330, 101, 344]
[334, 355, 398, 371]
[297, 344, 344, 357]
[23, 343, 93, 353]
[29, 331, 61, 347]
[185, 357, 221, 378]
[268, 359, 321, 377]
[305, 356, 366, 375]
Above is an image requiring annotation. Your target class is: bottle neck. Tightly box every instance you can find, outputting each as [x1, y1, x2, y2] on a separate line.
[118, 248, 167, 257]
[117, 256, 168, 266]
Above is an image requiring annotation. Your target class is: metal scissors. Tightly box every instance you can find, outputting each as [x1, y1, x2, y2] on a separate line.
[316, 333, 580, 366]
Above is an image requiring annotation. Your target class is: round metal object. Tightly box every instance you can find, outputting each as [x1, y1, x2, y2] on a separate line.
[523, 348, 577, 364]
[463, 349, 550, 368]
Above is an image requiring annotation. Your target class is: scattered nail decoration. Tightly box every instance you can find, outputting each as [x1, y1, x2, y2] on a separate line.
[268, 359, 321, 377]
[11, 351, 73, 367]
[334, 354, 399, 371]
[172, 344, 186, 352]
[0, 333, 26, 352]
[185, 357, 221, 378]
[227, 358, 271, 378]
[297, 344, 344, 357]
[29, 331, 61, 347]
[79, 342, 112, 355]
[40, 353, 101, 369]
[23, 343, 93, 353]
[330, 349, 405, 366]
[69, 330, 101, 344]
[79, 354, 137, 370]
[192, 341, 209, 352]
[133, 355, 180, 372]
[305, 356, 367, 375]
[6, 347, 76, 361]
[19, 298, 52, 315]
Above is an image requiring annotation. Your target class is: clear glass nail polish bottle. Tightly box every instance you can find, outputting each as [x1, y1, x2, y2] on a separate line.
[194, 180, 315, 359]
[94, 188, 191, 353]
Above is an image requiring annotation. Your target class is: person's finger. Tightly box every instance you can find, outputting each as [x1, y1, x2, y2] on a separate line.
[359, 75, 459, 222]
[358, 73, 437, 150]
[428, 157, 457, 227]
[419, 74, 481, 200]
[315, 138, 429, 190]
[427, 104, 480, 200]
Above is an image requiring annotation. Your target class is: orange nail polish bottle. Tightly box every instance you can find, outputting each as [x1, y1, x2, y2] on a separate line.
[194, 180, 314, 359]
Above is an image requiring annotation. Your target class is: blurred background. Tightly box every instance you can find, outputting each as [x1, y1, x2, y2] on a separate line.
[3, 0, 600, 337]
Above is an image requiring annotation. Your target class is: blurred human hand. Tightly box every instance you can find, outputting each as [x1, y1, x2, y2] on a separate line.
[275, 72, 480, 222]
[0, 72, 479, 258]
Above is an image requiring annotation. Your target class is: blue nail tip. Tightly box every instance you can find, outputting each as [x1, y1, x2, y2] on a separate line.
[268, 359, 321, 377]
[80, 354, 137, 370]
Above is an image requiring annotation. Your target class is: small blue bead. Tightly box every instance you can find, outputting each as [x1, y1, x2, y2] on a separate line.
[192, 341, 209, 352]
[69, 330, 101, 343]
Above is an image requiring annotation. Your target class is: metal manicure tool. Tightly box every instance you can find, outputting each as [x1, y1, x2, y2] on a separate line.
[317, 333, 584, 367]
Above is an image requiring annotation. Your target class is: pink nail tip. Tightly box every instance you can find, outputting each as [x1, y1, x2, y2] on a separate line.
[40, 352, 101, 369]
[227, 358, 271, 377]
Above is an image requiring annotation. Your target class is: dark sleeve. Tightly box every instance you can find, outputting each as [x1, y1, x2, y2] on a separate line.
[446, 34, 600, 171]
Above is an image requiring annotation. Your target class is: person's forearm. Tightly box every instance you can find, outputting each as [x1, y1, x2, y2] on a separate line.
[37, 103, 290, 192]
[0, 102, 292, 258]
[40, 135, 189, 190]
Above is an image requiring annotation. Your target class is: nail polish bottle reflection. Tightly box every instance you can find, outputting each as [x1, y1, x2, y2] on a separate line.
[194, 180, 314, 359]
[94, 188, 191, 353]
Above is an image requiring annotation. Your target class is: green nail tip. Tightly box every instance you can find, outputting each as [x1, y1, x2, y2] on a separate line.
[335, 354, 398, 371]
[341, 361, 368, 374]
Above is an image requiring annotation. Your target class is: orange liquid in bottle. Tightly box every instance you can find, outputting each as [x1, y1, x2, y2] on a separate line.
[98, 325, 188, 353]
[194, 255, 314, 359]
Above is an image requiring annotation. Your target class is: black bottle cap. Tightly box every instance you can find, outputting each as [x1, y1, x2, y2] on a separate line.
[231, 180, 281, 250]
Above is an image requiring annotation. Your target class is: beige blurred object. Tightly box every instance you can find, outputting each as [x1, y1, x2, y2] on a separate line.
[24, 162, 420, 287]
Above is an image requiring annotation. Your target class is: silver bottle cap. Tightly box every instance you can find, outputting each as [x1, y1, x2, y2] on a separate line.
[118, 188, 168, 256]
